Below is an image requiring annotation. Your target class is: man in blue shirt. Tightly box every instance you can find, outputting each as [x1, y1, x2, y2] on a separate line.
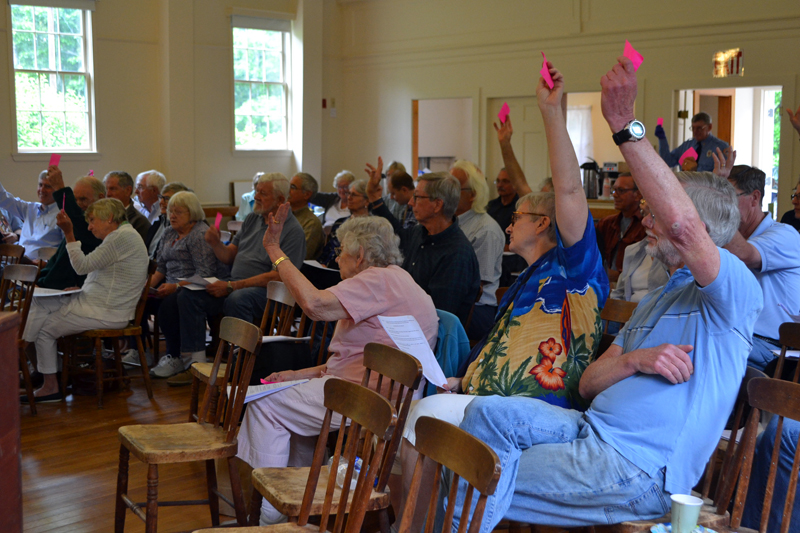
[656, 112, 729, 172]
[449, 57, 762, 531]
[0, 170, 63, 260]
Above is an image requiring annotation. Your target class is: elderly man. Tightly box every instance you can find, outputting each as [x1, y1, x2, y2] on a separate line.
[450, 57, 762, 531]
[103, 171, 150, 240]
[134, 170, 166, 224]
[0, 170, 63, 259]
[656, 112, 728, 172]
[721, 164, 800, 371]
[288, 172, 324, 259]
[366, 167, 480, 326]
[449, 160, 504, 339]
[150, 172, 306, 378]
[595, 172, 646, 280]
[236, 172, 263, 222]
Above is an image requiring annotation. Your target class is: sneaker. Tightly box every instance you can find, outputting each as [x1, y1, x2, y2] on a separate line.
[121, 349, 153, 368]
[166, 370, 193, 387]
[149, 355, 185, 378]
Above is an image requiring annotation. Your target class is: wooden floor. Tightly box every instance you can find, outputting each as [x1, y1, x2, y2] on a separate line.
[20, 372, 235, 533]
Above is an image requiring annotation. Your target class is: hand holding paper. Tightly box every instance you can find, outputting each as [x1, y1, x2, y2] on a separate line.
[214, 212, 223, 230]
[657, 117, 664, 126]
[498, 102, 510, 124]
[623, 40, 644, 71]
[540, 52, 554, 89]
[678, 146, 699, 166]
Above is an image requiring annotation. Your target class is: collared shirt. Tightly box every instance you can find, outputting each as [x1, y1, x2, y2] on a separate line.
[236, 190, 256, 222]
[134, 197, 160, 224]
[609, 239, 670, 303]
[157, 221, 224, 283]
[457, 209, 504, 307]
[0, 181, 62, 256]
[230, 211, 306, 281]
[747, 214, 800, 340]
[487, 194, 519, 244]
[596, 211, 647, 272]
[293, 205, 324, 260]
[588, 249, 762, 495]
[658, 133, 729, 172]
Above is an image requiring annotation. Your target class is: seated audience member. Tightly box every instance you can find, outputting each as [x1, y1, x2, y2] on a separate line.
[742, 416, 800, 532]
[37, 169, 105, 290]
[147, 191, 225, 381]
[150, 173, 305, 378]
[449, 160, 504, 339]
[103, 171, 151, 240]
[310, 170, 354, 230]
[387, 171, 417, 229]
[317, 179, 370, 268]
[235, 172, 263, 222]
[681, 156, 698, 172]
[0, 169, 63, 259]
[486, 168, 518, 239]
[21, 198, 149, 402]
[595, 173, 646, 281]
[719, 163, 800, 371]
[655, 112, 728, 172]
[144, 182, 190, 259]
[134, 170, 166, 224]
[780, 106, 800, 231]
[366, 168, 480, 326]
[238, 210, 438, 525]
[288, 172, 324, 260]
[609, 236, 669, 302]
[449, 57, 762, 532]
[0, 207, 22, 243]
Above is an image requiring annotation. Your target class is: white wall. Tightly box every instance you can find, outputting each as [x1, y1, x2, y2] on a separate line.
[566, 92, 621, 166]
[418, 98, 472, 160]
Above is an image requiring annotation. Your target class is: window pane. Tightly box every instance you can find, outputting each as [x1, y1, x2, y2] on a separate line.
[13, 32, 35, 69]
[248, 50, 264, 82]
[65, 112, 88, 147]
[57, 8, 81, 34]
[264, 31, 282, 51]
[39, 73, 63, 111]
[63, 75, 87, 111]
[233, 48, 247, 80]
[17, 111, 42, 148]
[36, 33, 54, 70]
[267, 84, 284, 115]
[234, 82, 251, 112]
[15, 72, 41, 111]
[41, 112, 66, 147]
[233, 28, 249, 49]
[264, 52, 281, 82]
[34, 7, 50, 32]
[59, 35, 83, 72]
[247, 28, 266, 49]
[267, 118, 285, 147]
[11, 6, 34, 31]
[250, 84, 267, 114]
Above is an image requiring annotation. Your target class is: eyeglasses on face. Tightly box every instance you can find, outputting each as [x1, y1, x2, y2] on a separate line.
[412, 194, 431, 201]
[791, 193, 799, 200]
[612, 187, 637, 195]
[290, 184, 299, 191]
[158, 194, 172, 201]
[510, 211, 547, 225]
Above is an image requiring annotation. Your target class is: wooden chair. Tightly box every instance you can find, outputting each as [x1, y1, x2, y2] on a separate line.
[772, 322, 800, 383]
[0, 243, 24, 270]
[596, 299, 639, 355]
[1, 264, 39, 415]
[495, 286, 509, 304]
[30, 246, 57, 262]
[114, 316, 263, 533]
[61, 260, 157, 408]
[189, 281, 307, 420]
[249, 342, 423, 529]
[194, 378, 397, 533]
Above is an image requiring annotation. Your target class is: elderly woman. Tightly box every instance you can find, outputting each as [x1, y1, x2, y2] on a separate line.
[148, 191, 225, 380]
[310, 170, 355, 230]
[316, 179, 370, 268]
[21, 198, 148, 402]
[144, 181, 190, 259]
[235, 204, 438, 525]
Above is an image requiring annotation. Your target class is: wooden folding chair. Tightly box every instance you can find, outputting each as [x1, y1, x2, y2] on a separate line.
[114, 316, 263, 532]
[596, 299, 638, 355]
[1, 264, 39, 415]
[61, 260, 157, 408]
[0, 243, 24, 269]
[249, 342, 423, 530]
[772, 322, 800, 383]
[194, 378, 397, 533]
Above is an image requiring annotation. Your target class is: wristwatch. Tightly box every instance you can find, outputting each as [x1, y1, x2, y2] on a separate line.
[612, 120, 646, 146]
[226, 281, 234, 294]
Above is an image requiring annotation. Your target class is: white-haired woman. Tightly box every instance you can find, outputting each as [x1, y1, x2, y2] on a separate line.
[21, 198, 149, 402]
[310, 170, 355, 230]
[148, 191, 225, 379]
[234, 204, 438, 525]
[317, 179, 370, 268]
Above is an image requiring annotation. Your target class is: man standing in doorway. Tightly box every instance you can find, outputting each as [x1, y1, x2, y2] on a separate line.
[656, 112, 728, 172]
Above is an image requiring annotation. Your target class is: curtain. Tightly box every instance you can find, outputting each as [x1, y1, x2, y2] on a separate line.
[566, 105, 594, 166]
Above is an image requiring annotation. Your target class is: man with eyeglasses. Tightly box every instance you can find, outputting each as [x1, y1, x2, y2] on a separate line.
[656, 112, 728, 172]
[288, 172, 324, 260]
[595, 172, 646, 281]
[134, 170, 166, 224]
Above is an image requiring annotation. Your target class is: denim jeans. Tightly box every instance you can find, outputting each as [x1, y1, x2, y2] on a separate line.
[746, 336, 778, 372]
[450, 396, 670, 532]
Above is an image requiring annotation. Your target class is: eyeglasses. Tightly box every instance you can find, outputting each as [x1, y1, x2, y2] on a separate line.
[612, 187, 637, 195]
[334, 246, 342, 257]
[792, 193, 799, 200]
[639, 200, 655, 222]
[511, 211, 548, 225]
[290, 184, 299, 191]
[737, 191, 750, 197]
[158, 195, 172, 201]
[412, 194, 431, 201]
[460, 187, 472, 192]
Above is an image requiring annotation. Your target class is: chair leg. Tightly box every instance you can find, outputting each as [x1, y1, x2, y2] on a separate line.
[115, 444, 130, 533]
[205, 459, 220, 526]
[95, 337, 105, 409]
[19, 345, 36, 416]
[113, 338, 127, 391]
[135, 335, 154, 400]
[61, 338, 72, 402]
[249, 488, 263, 526]
[189, 376, 199, 422]
[153, 313, 159, 361]
[228, 456, 248, 526]
[146, 463, 159, 533]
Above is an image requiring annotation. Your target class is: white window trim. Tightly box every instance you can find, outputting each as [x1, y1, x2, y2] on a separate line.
[6, 2, 97, 154]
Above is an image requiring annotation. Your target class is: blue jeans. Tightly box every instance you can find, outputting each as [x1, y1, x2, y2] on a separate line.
[451, 396, 670, 532]
[747, 336, 778, 372]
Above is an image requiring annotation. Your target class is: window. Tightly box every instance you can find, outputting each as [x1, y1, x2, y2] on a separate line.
[232, 17, 290, 151]
[10, 2, 95, 152]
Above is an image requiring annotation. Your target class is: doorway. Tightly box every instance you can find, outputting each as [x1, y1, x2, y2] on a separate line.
[411, 98, 472, 178]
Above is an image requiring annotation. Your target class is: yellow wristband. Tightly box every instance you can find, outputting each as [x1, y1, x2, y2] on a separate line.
[272, 256, 288, 270]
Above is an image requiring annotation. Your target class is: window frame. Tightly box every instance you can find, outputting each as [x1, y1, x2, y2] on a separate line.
[230, 18, 292, 154]
[7, 2, 97, 155]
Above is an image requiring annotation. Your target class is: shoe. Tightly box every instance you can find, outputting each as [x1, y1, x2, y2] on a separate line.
[166, 370, 193, 387]
[121, 349, 153, 368]
[149, 355, 185, 378]
[21, 391, 63, 404]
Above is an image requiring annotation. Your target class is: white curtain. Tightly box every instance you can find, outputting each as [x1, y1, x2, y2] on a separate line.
[566, 105, 594, 166]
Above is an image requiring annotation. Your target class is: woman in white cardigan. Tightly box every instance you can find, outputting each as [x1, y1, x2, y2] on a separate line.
[22, 198, 149, 402]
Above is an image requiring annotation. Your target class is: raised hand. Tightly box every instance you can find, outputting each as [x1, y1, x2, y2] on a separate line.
[204, 225, 221, 246]
[600, 56, 638, 132]
[263, 201, 290, 251]
[493, 115, 513, 145]
[712, 146, 737, 179]
[56, 209, 73, 236]
[536, 61, 565, 114]
[787, 104, 800, 136]
[364, 157, 383, 202]
[47, 166, 64, 191]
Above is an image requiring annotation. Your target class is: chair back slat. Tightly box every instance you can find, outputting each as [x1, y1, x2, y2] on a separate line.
[0, 264, 39, 339]
[600, 298, 638, 333]
[775, 322, 800, 383]
[0, 243, 24, 269]
[259, 281, 298, 336]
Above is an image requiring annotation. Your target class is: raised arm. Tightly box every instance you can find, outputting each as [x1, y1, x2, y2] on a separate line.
[205, 225, 238, 264]
[365, 157, 410, 246]
[538, 62, 588, 247]
[494, 117, 532, 196]
[600, 57, 720, 286]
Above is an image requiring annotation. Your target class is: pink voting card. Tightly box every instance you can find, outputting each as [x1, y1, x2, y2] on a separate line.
[623, 40, 644, 71]
[49, 154, 61, 167]
[657, 117, 664, 126]
[540, 52, 554, 89]
[679, 146, 699, 166]
[498, 102, 510, 124]
[214, 212, 223, 230]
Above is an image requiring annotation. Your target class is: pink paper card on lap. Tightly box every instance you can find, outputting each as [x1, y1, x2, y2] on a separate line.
[657, 117, 664, 126]
[679, 146, 699, 166]
[214, 212, 223, 230]
[540, 52, 554, 89]
[623, 40, 644, 71]
[49, 154, 61, 167]
[498, 102, 510, 124]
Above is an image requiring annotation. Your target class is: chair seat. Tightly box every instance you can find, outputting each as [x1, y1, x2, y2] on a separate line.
[191, 362, 227, 382]
[76, 324, 142, 338]
[594, 504, 728, 532]
[252, 465, 390, 517]
[193, 523, 319, 533]
[119, 422, 237, 464]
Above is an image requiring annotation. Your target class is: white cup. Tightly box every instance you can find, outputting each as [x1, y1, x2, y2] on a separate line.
[670, 494, 703, 533]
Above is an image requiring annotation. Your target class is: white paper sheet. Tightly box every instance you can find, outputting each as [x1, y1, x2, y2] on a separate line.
[303, 260, 338, 272]
[261, 335, 311, 344]
[378, 315, 447, 388]
[237, 378, 310, 403]
[178, 276, 220, 291]
[33, 287, 82, 297]
[771, 348, 800, 360]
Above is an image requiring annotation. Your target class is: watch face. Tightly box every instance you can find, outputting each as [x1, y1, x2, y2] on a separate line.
[630, 121, 645, 138]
